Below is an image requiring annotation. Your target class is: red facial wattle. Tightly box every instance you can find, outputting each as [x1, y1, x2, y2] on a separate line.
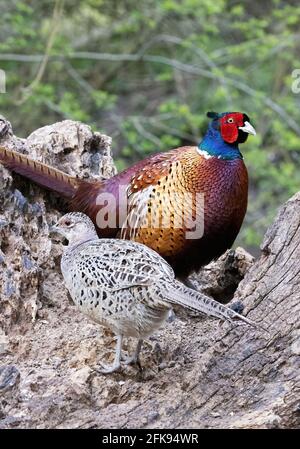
[220, 113, 245, 144]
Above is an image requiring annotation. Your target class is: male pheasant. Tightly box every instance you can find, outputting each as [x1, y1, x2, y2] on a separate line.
[0, 111, 256, 278]
[51, 212, 256, 373]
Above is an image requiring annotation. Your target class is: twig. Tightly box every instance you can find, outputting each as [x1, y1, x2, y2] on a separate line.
[131, 117, 163, 148]
[16, 0, 64, 105]
[2, 50, 299, 134]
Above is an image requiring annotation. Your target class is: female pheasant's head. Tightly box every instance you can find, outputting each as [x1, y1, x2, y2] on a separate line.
[200, 111, 256, 160]
[50, 212, 98, 246]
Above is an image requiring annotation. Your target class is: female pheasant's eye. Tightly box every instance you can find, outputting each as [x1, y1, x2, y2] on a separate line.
[227, 118, 234, 123]
[65, 220, 72, 227]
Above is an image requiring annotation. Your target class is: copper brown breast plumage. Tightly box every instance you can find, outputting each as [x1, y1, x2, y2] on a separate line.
[117, 147, 248, 275]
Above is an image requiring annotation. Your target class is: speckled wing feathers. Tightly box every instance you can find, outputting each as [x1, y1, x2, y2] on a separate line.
[63, 238, 175, 293]
[61, 236, 256, 336]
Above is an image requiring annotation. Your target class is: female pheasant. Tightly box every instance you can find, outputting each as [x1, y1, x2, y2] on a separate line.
[51, 212, 256, 373]
[0, 111, 256, 278]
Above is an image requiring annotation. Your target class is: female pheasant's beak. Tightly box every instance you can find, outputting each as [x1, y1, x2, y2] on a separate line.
[49, 223, 65, 238]
[49, 223, 60, 234]
[49, 223, 69, 245]
[239, 121, 256, 136]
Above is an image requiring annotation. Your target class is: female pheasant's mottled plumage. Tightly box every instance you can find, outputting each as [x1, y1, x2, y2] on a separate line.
[0, 111, 255, 278]
[53, 213, 256, 373]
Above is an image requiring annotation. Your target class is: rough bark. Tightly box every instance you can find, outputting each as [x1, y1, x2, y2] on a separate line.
[0, 117, 298, 429]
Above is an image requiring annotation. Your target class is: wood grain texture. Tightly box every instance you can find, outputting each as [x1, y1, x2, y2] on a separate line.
[168, 191, 300, 428]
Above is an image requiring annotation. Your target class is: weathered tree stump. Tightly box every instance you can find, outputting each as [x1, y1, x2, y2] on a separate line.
[174, 192, 300, 428]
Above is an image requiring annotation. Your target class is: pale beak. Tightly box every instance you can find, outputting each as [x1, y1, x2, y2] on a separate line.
[49, 223, 67, 244]
[49, 223, 61, 235]
[239, 121, 256, 136]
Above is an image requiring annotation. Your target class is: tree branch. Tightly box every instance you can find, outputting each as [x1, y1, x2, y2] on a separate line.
[1, 51, 298, 134]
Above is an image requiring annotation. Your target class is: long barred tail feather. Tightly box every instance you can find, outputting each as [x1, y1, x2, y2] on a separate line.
[0, 146, 79, 198]
[166, 279, 257, 327]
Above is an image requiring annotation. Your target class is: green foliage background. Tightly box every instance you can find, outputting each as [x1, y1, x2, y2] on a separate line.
[0, 0, 300, 253]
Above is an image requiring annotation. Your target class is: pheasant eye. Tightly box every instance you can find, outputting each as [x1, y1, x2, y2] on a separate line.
[227, 118, 234, 123]
[64, 220, 72, 227]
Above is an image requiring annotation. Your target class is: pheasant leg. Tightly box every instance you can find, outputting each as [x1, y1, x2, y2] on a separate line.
[123, 339, 143, 369]
[99, 335, 123, 374]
